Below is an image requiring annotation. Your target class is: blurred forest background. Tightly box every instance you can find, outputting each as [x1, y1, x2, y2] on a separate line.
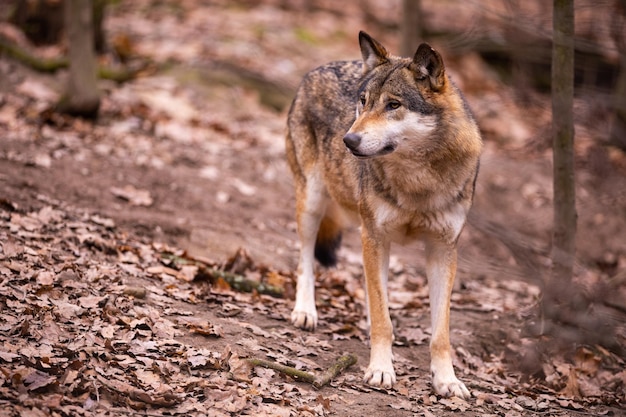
[0, 0, 625, 416]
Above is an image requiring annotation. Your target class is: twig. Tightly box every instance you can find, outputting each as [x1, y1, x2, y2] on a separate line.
[247, 358, 316, 384]
[312, 353, 358, 388]
[247, 353, 357, 388]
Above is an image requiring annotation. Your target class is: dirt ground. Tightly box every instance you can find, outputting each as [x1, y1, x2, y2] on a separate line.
[0, 1, 625, 416]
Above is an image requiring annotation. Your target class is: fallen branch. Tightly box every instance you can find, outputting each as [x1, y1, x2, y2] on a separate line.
[247, 358, 316, 384]
[247, 353, 357, 388]
[0, 35, 66, 72]
[313, 353, 358, 388]
[160, 252, 284, 298]
[0, 35, 145, 82]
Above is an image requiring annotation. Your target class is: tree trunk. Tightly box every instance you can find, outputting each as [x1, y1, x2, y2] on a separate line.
[550, 0, 576, 285]
[609, 1, 626, 151]
[541, 0, 577, 328]
[400, 0, 423, 57]
[58, 0, 100, 118]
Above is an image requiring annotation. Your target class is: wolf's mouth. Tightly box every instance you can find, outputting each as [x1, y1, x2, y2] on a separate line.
[380, 144, 397, 154]
[350, 143, 397, 159]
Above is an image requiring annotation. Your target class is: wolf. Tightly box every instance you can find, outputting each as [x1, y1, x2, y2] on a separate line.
[285, 31, 482, 399]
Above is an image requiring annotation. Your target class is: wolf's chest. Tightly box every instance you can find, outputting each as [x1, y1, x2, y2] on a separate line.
[371, 197, 467, 245]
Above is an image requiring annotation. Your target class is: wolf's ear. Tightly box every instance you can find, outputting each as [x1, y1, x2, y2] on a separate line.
[359, 31, 389, 72]
[410, 43, 445, 91]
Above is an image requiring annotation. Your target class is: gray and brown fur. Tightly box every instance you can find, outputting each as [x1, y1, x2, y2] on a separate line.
[286, 31, 482, 399]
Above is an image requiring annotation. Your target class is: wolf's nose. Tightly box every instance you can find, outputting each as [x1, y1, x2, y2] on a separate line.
[343, 133, 362, 150]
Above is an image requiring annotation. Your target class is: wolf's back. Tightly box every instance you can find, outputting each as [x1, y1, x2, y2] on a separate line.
[287, 61, 364, 151]
[286, 61, 364, 267]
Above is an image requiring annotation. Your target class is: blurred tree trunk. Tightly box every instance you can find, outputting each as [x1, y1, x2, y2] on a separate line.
[611, 58, 626, 151]
[58, 0, 100, 118]
[400, 0, 423, 57]
[542, 0, 577, 327]
[609, 0, 626, 151]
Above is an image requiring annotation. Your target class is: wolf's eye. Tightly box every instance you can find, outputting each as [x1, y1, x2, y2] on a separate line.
[359, 96, 366, 106]
[386, 101, 401, 110]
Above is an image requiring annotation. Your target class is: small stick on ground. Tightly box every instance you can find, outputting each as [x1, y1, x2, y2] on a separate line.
[247, 358, 316, 384]
[247, 354, 357, 388]
[312, 353, 358, 388]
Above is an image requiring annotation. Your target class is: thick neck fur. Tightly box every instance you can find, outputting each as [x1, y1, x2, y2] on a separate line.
[358, 97, 481, 213]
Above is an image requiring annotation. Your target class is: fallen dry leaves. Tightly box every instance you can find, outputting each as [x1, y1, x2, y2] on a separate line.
[1, 199, 624, 416]
[0, 201, 334, 416]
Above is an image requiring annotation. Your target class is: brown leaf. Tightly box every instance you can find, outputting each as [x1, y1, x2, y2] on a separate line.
[23, 370, 57, 392]
[133, 369, 162, 390]
[560, 367, 581, 399]
[240, 322, 272, 338]
[10, 213, 41, 232]
[50, 299, 84, 319]
[61, 369, 80, 386]
[0, 351, 20, 362]
[557, 399, 584, 410]
[34, 206, 63, 224]
[422, 410, 437, 417]
[36, 271, 56, 286]
[396, 327, 428, 346]
[265, 270, 287, 288]
[78, 295, 107, 309]
[316, 394, 332, 411]
[214, 276, 232, 292]
[439, 397, 470, 412]
[388, 398, 415, 412]
[223, 248, 255, 274]
[40, 393, 63, 409]
[186, 348, 222, 369]
[574, 346, 601, 376]
[179, 265, 199, 282]
[188, 322, 224, 338]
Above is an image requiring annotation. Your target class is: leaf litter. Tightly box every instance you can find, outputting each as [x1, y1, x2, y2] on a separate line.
[1, 198, 623, 416]
[0, 199, 346, 416]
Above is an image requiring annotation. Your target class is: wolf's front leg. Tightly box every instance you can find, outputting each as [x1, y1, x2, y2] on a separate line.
[361, 229, 396, 388]
[291, 181, 326, 331]
[425, 241, 470, 399]
[291, 255, 317, 331]
[291, 275, 317, 330]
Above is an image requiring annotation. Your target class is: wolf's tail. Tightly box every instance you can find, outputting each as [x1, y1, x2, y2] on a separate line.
[314, 215, 342, 268]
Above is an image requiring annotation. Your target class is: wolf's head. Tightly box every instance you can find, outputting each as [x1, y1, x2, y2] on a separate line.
[343, 31, 452, 159]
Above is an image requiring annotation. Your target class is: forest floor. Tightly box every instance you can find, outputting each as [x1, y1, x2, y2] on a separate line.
[0, 1, 625, 416]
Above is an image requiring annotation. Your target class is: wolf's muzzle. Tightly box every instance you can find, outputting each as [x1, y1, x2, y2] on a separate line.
[343, 133, 362, 152]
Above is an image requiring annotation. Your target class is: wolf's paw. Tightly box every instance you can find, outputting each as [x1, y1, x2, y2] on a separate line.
[290, 309, 317, 331]
[364, 366, 396, 389]
[432, 374, 471, 399]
